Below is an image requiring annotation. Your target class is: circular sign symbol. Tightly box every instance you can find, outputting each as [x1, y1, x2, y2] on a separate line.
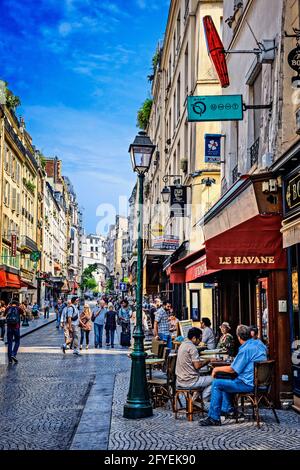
[232, 103, 239, 110]
[218, 104, 224, 110]
[211, 104, 217, 111]
[225, 103, 232, 110]
[192, 100, 207, 116]
[288, 47, 300, 72]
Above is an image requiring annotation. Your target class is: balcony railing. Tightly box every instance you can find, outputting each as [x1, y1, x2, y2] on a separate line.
[4, 118, 38, 171]
[250, 138, 260, 167]
[20, 236, 38, 252]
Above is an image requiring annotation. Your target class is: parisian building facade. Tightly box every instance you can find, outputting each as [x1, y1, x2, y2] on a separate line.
[0, 104, 83, 305]
[125, 0, 300, 408]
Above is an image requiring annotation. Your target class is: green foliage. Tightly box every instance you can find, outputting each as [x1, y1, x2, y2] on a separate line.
[3, 82, 21, 110]
[148, 48, 162, 82]
[137, 98, 153, 130]
[80, 264, 98, 291]
[85, 278, 97, 290]
[23, 178, 36, 194]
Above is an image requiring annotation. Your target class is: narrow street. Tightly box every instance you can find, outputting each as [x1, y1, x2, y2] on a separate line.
[0, 321, 129, 450]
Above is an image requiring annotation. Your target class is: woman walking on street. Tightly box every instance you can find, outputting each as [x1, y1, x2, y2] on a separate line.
[105, 303, 118, 348]
[79, 304, 92, 350]
[0, 300, 6, 341]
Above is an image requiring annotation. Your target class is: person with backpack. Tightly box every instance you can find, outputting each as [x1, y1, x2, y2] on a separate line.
[5, 299, 22, 364]
[61, 297, 80, 356]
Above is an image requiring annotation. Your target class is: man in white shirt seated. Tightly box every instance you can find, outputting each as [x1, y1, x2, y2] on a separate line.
[201, 317, 216, 350]
[176, 327, 212, 401]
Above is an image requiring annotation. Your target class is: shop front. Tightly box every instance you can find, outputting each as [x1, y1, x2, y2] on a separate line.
[0, 266, 21, 303]
[169, 173, 292, 405]
[277, 153, 300, 412]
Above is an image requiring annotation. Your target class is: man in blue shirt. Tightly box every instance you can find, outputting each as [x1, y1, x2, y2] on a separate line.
[199, 324, 267, 426]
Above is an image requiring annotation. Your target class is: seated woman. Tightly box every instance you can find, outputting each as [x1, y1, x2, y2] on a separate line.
[217, 322, 234, 356]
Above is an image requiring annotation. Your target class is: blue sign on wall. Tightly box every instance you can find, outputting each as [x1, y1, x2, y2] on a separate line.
[205, 134, 222, 163]
[119, 282, 127, 292]
[188, 95, 243, 122]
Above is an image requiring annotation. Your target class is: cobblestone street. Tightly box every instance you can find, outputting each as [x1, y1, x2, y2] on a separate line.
[1, 324, 300, 451]
[109, 373, 300, 451]
[0, 323, 129, 450]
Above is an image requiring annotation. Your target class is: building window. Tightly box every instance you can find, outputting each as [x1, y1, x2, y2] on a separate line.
[184, 45, 189, 96]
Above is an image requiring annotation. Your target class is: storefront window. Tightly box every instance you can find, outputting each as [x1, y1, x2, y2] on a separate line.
[256, 277, 269, 345]
[291, 245, 300, 342]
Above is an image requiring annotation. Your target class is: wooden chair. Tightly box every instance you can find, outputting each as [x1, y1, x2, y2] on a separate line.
[234, 360, 280, 427]
[147, 353, 177, 408]
[174, 386, 206, 422]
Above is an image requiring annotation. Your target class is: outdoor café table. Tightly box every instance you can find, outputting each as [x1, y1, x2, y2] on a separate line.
[145, 358, 165, 379]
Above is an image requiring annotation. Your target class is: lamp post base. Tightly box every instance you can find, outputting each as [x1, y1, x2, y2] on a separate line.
[123, 403, 153, 420]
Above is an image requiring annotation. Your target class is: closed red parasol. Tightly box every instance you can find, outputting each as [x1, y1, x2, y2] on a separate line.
[203, 15, 230, 88]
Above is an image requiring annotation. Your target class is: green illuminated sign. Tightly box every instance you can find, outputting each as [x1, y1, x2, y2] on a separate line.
[187, 95, 244, 122]
[30, 251, 41, 262]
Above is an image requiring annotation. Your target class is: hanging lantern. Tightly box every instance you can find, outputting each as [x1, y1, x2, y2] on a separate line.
[203, 15, 230, 88]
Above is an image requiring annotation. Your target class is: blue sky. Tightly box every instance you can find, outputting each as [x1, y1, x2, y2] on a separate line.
[0, 0, 169, 234]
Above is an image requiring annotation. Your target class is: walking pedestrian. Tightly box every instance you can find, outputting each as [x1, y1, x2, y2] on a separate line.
[79, 304, 92, 350]
[62, 297, 80, 356]
[154, 300, 173, 350]
[55, 298, 65, 329]
[0, 300, 6, 341]
[92, 300, 107, 348]
[44, 299, 50, 319]
[5, 299, 22, 364]
[61, 300, 72, 350]
[118, 299, 132, 337]
[105, 303, 118, 348]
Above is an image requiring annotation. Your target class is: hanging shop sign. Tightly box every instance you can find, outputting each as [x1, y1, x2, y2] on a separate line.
[205, 134, 222, 163]
[170, 185, 187, 217]
[203, 15, 230, 88]
[288, 47, 300, 73]
[10, 234, 17, 257]
[285, 171, 300, 213]
[30, 251, 41, 262]
[152, 235, 180, 251]
[188, 95, 243, 122]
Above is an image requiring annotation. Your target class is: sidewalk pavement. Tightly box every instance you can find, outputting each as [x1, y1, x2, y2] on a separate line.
[19, 311, 57, 338]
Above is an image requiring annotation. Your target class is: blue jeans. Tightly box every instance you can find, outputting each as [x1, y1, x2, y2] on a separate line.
[7, 327, 20, 360]
[56, 313, 61, 328]
[208, 378, 254, 421]
[106, 328, 115, 347]
[94, 323, 103, 347]
[159, 333, 172, 350]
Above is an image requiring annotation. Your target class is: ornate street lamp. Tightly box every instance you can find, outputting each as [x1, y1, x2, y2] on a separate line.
[123, 131, 155, 420]
[161, 185, 171, 204]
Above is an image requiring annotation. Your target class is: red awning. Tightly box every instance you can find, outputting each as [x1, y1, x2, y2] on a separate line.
[0, 270, 21, 289]
[206, 214, 287, 270]
[186, 256, 219, 283]
[169, 248, 205, 284]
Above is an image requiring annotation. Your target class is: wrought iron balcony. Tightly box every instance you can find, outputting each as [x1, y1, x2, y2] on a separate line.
[250, 138, 260, 167]
[20, 236, 38, 252]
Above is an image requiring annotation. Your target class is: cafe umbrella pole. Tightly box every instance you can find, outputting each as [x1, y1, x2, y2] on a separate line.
[124, 131, 155, 420]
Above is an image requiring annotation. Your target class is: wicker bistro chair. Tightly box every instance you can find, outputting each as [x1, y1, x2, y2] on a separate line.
[234, 360, 280, 427]
[147, 353, 177, 409]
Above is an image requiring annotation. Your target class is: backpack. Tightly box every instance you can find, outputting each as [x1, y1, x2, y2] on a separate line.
[70, 305, 78, 322]
[6, 306, 20, 326]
